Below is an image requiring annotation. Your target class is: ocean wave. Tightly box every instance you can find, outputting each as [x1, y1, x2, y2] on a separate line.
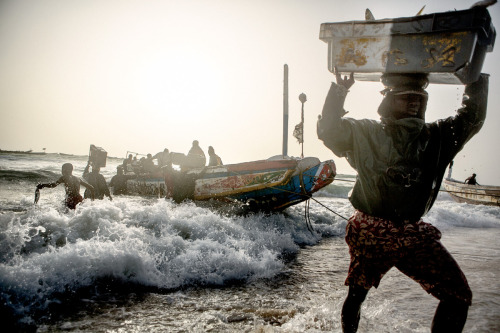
[0, 198, 347, 325]
[0, 169, 58, 182]
[427, 199, 500, 229]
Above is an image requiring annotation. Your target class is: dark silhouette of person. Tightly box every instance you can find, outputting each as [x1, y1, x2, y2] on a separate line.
[208, 146, 223, 166]
[465, 173, 479, 185]
[36, 163, 95, 209]
[154, 148, 172, 168]
[109, 166, 136, 195]
[142, 153, 157, 174]
[83, 161, 112, 200]
[185, 140, 206, 169]
[123, 154, 134, 173]
[153, 149, 174, 197]
[317, 68, 488, 332]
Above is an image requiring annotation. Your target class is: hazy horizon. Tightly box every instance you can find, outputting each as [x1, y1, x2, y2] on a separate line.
[1, 0, 499, 185]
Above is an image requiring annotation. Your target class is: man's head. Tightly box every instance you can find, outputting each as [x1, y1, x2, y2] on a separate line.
[208, 146, 214, 155]
[62, 163, 73, 176]
[378, 74, 429, 120]
[193, 140, 199, 147]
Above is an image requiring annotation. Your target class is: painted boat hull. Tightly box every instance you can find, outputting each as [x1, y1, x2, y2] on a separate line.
[126, 157, 336, 211]
[443, 179, 500, 206]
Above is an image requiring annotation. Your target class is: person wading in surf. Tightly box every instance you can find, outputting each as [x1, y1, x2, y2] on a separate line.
[317, 68, 489, 332]
[36, 163, 95, 209]
[83, 161, 112, 201]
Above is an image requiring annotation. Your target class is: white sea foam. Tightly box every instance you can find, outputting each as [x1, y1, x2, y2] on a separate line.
[1, 197, 336, 318]
[427, 198, 500, 229]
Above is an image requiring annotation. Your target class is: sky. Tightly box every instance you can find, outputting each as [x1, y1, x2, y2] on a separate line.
[1, 0, 499, 185]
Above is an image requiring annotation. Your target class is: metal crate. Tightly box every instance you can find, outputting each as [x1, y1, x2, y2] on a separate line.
[319, 7, 496, 84]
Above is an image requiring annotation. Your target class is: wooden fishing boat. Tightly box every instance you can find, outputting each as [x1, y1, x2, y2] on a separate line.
[125, 156, 336, 212]
[443, 178, 500, 206]
[117, 63, 338, 211]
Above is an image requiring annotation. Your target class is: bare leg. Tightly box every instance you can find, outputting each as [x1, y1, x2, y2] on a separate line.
[342, 286, 369, 333]
[431, 299, 469, 332]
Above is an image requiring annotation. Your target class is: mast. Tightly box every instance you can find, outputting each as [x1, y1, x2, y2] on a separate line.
[282, 64, 289, 157]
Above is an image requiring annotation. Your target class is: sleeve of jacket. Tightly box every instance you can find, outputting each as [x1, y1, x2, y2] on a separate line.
[316, 82, 354, 156]
[439, 74, 489, 160]
[457, 73, 488, 137]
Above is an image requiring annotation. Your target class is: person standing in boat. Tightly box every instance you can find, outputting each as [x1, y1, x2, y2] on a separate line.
[186, 140, 206, 168]
[208, 146, 223, 166]
[317, 68, 489, 332]
[37, 163, 95, 209]
[465, 173, 479, 185]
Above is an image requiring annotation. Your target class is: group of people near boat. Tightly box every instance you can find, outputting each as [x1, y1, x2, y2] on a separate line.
[36, 141, 223, 207]
[35, 62, 489, 333]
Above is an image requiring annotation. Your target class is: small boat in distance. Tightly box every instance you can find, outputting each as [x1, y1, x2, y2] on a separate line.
[443, 179, 500, 206]
[0, 149, 46, 155]
[443, 162, 500, 206]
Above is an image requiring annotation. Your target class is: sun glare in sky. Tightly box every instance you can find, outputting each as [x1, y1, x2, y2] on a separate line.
[1, 0, 499, 185]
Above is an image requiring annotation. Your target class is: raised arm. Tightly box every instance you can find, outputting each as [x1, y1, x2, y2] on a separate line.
[456, 73, 489, 138]
[317, 69, 354, 135]
[437, 73, 489, 163]
[83, 161, 91, 179]
[317, 68, 357, 156]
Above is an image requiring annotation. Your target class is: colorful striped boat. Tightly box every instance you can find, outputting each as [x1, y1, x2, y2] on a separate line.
[126, 156, 336, 212]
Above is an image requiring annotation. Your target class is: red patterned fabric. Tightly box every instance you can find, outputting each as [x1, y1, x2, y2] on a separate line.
[345, 210, 472, 305]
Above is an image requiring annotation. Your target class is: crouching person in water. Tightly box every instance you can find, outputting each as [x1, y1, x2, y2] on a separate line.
[317, 69, 488, 332]
[37, 163, 95, 209]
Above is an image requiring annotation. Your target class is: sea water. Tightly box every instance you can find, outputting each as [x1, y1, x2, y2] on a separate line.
[0, 153, 499, 332]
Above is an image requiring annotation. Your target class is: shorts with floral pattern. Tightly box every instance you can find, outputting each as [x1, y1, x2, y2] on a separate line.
[345, 210, 472, 305]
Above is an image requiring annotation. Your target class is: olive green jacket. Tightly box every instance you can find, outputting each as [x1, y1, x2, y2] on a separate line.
[317, 75, 488, 222]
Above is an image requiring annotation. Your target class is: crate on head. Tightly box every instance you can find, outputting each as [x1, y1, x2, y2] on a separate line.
[89, 144, 107, 168]
[319, 7, 496, 84]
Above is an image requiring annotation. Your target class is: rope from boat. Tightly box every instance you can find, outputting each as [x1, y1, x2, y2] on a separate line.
[304, 200, 315, 234]
[262, 183, 350, 221]
[298, 171, 315, 233]
[312, 176, 500, 198]
[220, 168, 350, 223]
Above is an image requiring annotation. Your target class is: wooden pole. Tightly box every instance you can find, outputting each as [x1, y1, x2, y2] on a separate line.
[283, 64, 289, 158]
